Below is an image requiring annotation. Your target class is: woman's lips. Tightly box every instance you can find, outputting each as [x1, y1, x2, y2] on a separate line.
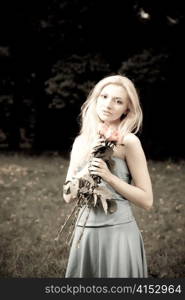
[102, 110, 111, 115]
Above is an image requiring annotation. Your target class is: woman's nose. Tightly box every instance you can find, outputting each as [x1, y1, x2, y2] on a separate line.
[104, 98, 112, 109]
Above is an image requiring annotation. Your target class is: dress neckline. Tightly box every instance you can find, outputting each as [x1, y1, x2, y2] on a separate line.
[112, 156, 129, 170]
[112, 156, 125, 162]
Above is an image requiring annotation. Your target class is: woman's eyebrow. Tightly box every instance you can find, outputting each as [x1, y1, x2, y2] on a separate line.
[113, 96, 123, 100]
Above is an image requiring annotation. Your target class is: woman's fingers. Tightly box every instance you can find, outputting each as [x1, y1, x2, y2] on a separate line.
[90, 158, 102, 165]
[92, 158, 103, 163]
[91, 161, 101, 167]
[89, 166, 99, 173]
[88, 159, 105, 173]
[89, 165, 99, 173]
[89, 166, 100, 175]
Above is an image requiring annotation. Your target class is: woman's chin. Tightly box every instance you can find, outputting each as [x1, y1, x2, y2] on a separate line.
[98, 114, 111, 122]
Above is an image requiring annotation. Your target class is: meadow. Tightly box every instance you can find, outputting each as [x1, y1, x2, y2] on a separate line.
[0, 153, 184, 278]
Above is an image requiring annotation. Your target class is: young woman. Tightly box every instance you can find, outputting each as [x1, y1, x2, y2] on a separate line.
[63, 75, 153, 278]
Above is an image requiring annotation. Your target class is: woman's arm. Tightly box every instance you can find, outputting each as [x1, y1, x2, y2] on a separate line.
[89, 134, 153, 210]
[63, 135, 91, 203]
[110, 134, 153, 210]
[63, 136, 81, 203]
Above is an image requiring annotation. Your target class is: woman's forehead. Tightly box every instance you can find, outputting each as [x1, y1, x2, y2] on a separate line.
[101, 84, 127, 97]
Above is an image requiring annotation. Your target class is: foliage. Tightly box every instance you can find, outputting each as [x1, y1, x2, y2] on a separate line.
[45, 54, 111, 109]
[118, 49, 169, 86]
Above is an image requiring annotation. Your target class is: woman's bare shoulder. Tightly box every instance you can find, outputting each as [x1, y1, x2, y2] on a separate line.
[123, 133, 141, 146]
[124, 133, 146, 163]
[114, 134, 140, 160]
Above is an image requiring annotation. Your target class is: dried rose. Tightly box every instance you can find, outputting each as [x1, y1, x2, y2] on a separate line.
[98, 123, 122, 144]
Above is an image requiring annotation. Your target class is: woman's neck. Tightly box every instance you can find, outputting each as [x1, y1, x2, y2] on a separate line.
[103, 121, 120, 131]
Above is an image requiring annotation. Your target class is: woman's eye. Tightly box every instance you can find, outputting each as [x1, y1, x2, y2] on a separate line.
[117, 100, 123, 104]
[101, 94, 107, 99]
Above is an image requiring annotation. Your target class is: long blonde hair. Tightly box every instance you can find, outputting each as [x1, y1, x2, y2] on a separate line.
[77, 75, 143, 160]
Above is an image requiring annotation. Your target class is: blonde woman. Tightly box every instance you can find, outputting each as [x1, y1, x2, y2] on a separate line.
[63, 75, 153, 278]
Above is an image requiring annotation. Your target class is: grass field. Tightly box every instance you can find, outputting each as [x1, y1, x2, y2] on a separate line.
[0, 152, 184, 278]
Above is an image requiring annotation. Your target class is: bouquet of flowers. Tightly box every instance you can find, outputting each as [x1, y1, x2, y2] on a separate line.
[55, 124, 123, 247]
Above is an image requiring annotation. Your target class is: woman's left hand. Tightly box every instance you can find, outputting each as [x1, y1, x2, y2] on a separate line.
[88, 158, 113, 183]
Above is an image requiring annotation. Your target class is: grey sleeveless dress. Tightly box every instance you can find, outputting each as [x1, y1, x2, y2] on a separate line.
[65, 157, 148, 278]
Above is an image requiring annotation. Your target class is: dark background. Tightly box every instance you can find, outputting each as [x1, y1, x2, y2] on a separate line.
[0, 0, 184, 159]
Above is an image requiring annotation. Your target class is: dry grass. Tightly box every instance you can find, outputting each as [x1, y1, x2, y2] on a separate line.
[0, 153, 184, 278]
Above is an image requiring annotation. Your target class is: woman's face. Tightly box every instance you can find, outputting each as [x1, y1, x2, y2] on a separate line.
[96, 84, 128, 124]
